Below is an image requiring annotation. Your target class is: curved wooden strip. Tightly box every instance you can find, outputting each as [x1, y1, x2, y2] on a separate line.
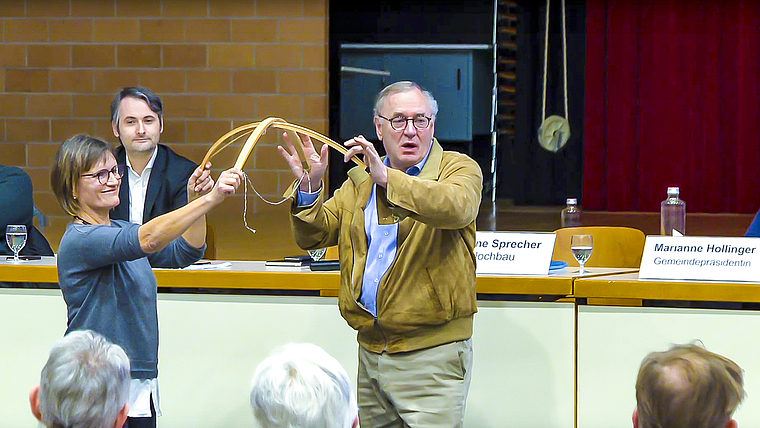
[201, 117, 367, 172]
[277, 122, 365, 166]
[201, 122, 261, 167]
[234, 117, 282, 170]
[203, 129, 252, 163]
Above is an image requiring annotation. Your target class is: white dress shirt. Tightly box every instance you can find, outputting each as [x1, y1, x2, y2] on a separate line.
[126, 147, 159, 225]
[124, 147, 161, 417]
[129, 378, 161, 418]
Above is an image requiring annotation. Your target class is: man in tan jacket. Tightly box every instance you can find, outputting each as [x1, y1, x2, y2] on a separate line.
[279, 81, 483, 428]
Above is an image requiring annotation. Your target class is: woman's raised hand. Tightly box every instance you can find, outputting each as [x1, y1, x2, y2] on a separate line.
[208, 168, 244, 204]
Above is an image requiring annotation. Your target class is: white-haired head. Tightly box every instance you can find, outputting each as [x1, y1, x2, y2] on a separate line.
[30, 330, 131, 428]
[250, 343, 357, 428]
[373, 81, 439, 118]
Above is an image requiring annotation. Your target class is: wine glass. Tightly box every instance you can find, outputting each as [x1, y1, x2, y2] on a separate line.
[570, 234, 593, 275]
[307, 248, 327, 262]
[6, 224, 27, 264]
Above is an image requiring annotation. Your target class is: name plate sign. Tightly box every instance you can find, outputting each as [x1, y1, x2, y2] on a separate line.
[639, 236, 760, 281]
[475, 231, 556, 275]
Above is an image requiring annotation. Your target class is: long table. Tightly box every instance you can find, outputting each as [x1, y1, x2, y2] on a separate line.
[0, 256, 631, 295]
[574, 272, 760, 428]
[574, 271, 760, 303]
[3, 258, 636, 428]
[18, 259, 760, 428]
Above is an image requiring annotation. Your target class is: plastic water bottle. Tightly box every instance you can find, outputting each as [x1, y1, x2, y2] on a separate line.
[561, 198, 581, 228]
[660, 187, 686, 236]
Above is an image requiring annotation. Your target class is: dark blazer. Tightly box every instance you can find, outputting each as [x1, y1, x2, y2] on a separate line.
[112, 144, 197, 224]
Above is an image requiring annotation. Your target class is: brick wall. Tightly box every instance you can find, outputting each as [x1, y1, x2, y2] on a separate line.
[0, 0, 328, 255]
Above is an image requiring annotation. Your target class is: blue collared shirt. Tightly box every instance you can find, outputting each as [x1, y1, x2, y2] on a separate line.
[361, 154, 430, 317]
[298, 152, 431, 317]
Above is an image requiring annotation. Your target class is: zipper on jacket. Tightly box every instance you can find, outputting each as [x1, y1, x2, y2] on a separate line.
[353, 298, 389, 352]
[353, 207, 397, 353]
[375, 317, 389, 352]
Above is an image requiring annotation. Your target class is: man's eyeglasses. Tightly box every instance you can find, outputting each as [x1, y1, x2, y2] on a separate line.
[81, 165, 126, 185]
[378, 115, 433, 131]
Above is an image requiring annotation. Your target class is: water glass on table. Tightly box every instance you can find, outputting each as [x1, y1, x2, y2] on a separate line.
[6, 224, 27, 264]
[570, 234, 593, 275]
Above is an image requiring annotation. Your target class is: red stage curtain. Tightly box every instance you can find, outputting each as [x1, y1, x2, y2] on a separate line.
[584, 0, 760, 213]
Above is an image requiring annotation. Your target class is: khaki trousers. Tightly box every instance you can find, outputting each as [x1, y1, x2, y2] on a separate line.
[358, 339, 473, 428]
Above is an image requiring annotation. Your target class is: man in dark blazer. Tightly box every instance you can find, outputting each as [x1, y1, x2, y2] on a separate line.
[110, 87, 199, 224]
[1, 163, 55, 288]
[0, 164, 53, 257]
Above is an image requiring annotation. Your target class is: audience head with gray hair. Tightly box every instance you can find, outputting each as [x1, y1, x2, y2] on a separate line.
[29, 330, 131, 428]
[250, 343, 358, 428]
[634, 342, 745, 428]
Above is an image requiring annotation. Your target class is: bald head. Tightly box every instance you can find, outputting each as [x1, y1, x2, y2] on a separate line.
[634, 343, 744, 428]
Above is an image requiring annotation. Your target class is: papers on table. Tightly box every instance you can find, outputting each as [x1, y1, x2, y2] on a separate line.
[183, 261, 232, 270]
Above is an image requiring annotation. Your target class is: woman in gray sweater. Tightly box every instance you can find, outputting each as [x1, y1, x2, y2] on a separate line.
[50, 134, 242, 428]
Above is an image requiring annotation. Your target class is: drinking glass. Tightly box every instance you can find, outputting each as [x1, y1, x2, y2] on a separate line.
[570, 234, 593, 274]
[6, 224, 27, 264]
[307, 248, 327, 262]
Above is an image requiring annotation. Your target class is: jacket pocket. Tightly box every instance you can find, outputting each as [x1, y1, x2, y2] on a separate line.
[425, 267, 453, 317]
[381, 269, 450, 330]
[428, 260, 477, 319]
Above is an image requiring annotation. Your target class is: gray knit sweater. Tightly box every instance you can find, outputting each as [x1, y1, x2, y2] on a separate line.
[57, 220, 203, 379]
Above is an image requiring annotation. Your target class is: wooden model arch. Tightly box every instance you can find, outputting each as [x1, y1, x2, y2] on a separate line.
[201, 117, 367, 172]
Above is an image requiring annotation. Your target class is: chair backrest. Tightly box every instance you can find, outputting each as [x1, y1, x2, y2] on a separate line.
[552, 226, 646, 268]
[326, 245, 339, 260]
[205, 223, 216, 260]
